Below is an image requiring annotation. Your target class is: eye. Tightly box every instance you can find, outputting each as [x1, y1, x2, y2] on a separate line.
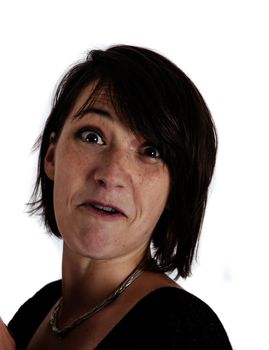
[141, 144, 161, 159]
[76, 128, 104, 145]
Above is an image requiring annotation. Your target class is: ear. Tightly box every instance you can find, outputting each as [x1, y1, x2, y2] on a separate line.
[44, 133, 56, 181]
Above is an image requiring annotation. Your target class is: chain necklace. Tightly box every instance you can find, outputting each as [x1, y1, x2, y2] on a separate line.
[50, 259, 156, 338]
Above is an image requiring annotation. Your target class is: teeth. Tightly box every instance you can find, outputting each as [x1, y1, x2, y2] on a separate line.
[91, 202, 117, 213]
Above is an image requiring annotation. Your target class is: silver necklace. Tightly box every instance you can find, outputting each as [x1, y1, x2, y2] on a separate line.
[50, 260, 151, 338]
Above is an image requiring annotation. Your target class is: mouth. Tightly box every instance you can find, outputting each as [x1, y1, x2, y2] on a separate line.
[81, 200, 127, 218]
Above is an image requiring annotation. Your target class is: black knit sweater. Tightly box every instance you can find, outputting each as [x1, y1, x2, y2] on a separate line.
[8, 280, 232, 349]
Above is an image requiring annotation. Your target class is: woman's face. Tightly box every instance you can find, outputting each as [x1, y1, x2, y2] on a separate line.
[45, 86, 170, 264]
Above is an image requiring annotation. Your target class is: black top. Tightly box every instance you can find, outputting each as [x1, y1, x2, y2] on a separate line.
[8, 280, 233, 349]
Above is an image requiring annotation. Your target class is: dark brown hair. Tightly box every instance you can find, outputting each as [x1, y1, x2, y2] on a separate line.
[29, 45, 217, 279]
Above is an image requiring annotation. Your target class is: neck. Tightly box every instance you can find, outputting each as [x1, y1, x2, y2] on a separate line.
[60, 244, 150, 322]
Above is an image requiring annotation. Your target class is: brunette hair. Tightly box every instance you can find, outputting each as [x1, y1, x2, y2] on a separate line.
[29, 45, 217, 279]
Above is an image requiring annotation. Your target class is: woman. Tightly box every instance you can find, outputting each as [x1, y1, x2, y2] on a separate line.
[1, 45, 232, 349]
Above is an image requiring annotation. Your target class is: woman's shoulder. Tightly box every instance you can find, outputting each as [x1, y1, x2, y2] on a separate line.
[144, 285, 220, 316]
[9, 280, 62, 322]
[132, 285, 221, 321]
[8, 280, 62, 349]
[126, 286, 233, 349]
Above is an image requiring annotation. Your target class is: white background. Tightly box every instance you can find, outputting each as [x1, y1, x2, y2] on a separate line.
[0, 1, 268, 349]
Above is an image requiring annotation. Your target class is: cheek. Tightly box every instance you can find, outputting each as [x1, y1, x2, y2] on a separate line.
[137, 170, 170, 219]
[52, 150, 82, 212]
[54, 143, 85, 183]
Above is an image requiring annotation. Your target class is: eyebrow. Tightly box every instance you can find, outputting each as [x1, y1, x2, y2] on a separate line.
[74, 107, 113, 120]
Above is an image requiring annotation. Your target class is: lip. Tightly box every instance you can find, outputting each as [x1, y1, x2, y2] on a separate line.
[79, 200, 127, 218]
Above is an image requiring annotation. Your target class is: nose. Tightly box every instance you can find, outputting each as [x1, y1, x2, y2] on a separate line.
[93, 147, 132, 189]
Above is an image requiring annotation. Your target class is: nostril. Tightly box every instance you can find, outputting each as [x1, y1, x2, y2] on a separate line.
[97, 177, 106, 186]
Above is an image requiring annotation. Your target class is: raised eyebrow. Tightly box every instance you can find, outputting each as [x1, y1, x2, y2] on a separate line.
[74, 107, 113, 120]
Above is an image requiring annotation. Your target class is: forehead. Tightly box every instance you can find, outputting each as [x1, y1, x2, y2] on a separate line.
[71, 83, 116, 118]
[66, 84, 144, 142]
[64, 81, 162, 149]
[68, 82, 145, 140]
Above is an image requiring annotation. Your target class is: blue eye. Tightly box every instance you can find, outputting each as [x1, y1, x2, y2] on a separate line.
[77, 128, 104, 145]
[141, 144, 161, 159]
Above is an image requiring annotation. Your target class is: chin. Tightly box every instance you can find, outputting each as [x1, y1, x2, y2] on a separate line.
[65, 230, 117, 260]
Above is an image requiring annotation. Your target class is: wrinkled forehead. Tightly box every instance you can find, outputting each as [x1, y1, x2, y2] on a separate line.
[65, 80, 165, 150]
[69, 81, 144, 138]
[70, 82, 115, 118]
